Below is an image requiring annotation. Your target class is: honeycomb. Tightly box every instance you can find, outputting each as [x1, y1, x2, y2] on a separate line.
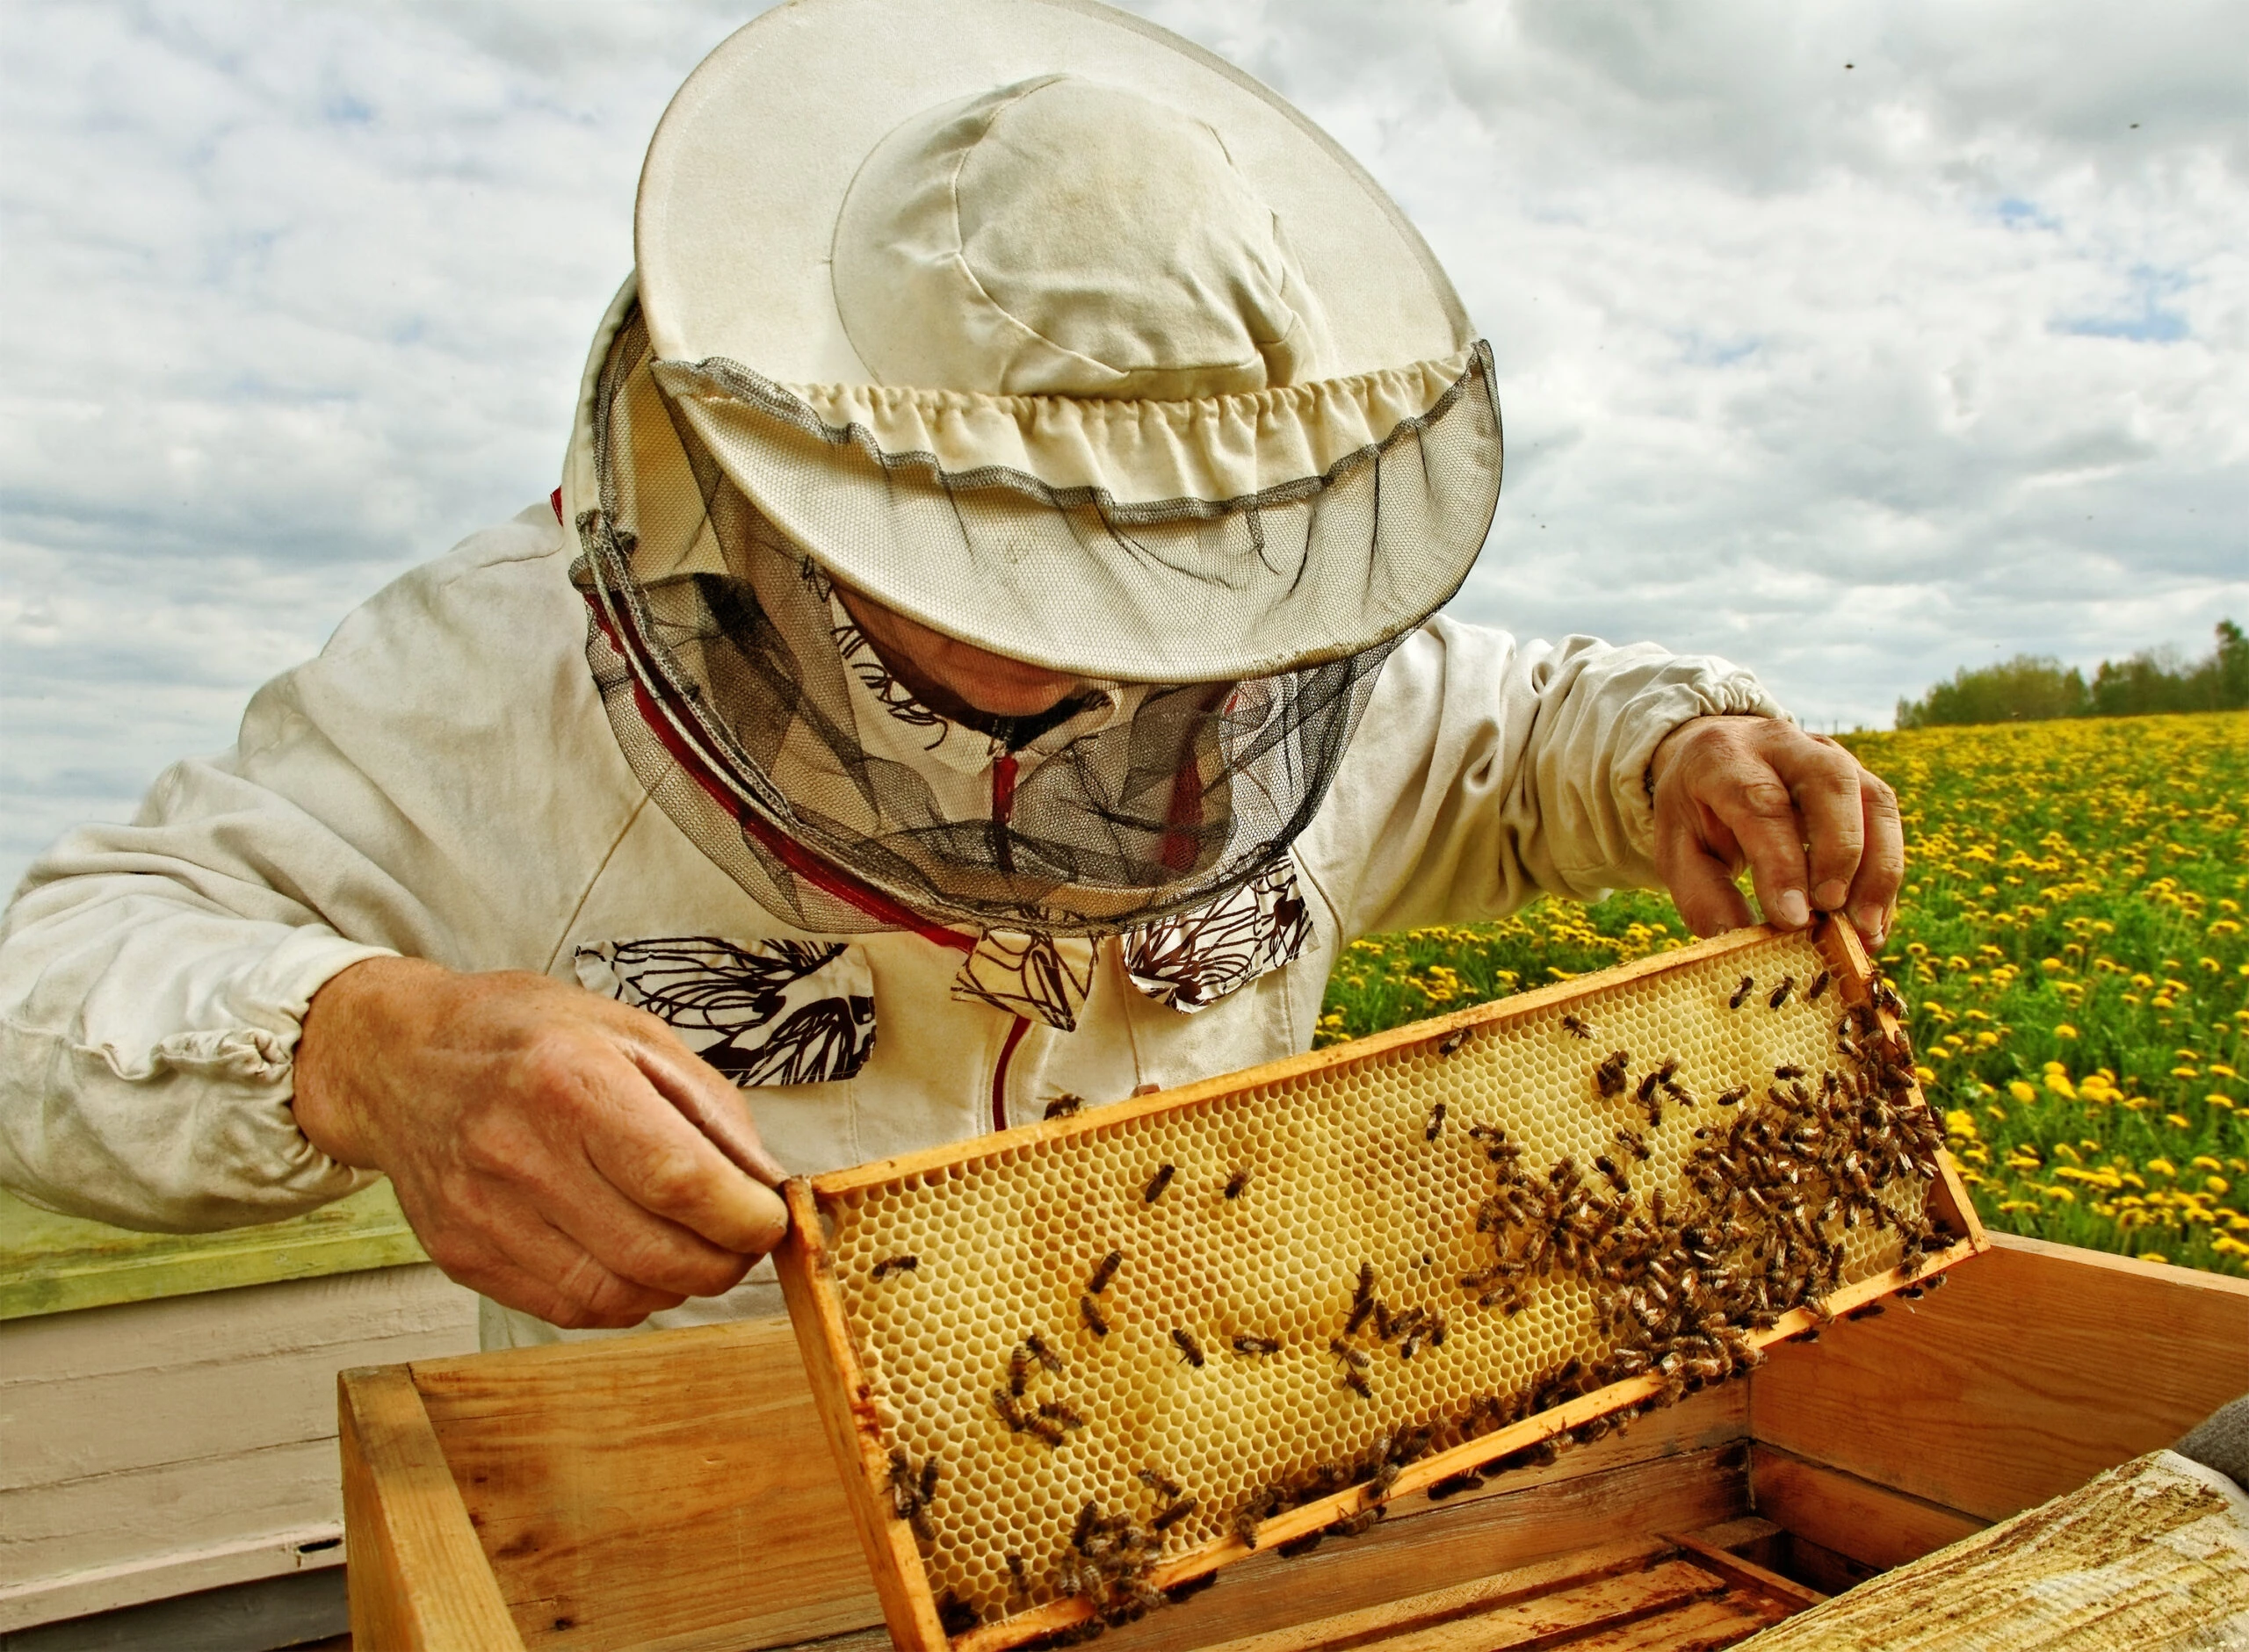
[811, 927, 1948, 1634]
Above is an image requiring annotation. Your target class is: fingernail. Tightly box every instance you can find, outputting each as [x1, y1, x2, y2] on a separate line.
[1853, 905, 1884, 948]
[1814, 880, 1848, 912]
[1774, 890, 1810, 927]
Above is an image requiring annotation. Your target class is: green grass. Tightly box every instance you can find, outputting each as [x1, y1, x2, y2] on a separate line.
[1318, 710, 2249, 1276]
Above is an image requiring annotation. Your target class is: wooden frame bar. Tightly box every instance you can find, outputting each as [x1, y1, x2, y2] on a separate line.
[772, 921, 1985, 1652]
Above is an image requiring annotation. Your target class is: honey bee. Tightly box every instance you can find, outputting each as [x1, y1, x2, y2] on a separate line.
[1729, 975, 1755, 1010]
[1714, 1085, 1750, 1107]
[1008, 1347, 1032, 1397]
[1038, 1399, 1087, 1430]
[1807, 970, 1832, 1002]
[1558, 1014, 1594, 1044]
[1424, 1101, 1447, 1141]
[1230, 1506, 1263, 1549]
[1223, 1168, 1249, 1200]
[1080, 1295, 1110, 1337]
[1341, 1369, 1373, 1400]
[1144, 1164, 1176, 1202]
[1346, 1262, 1377, 1334]
[1005, 1553, 1030, 1597]
[1024, 1414, 1069, 1448]
[1328, 1336, 1370, 1370]
[994, 1389, 1029, 1432]
[1044, 1093, 1086, 1120]
[1151, 1497, 1200, 1532]
[1637, 1069, 1662, 1107]
[1774, 1064, 1805, 1080]
[1616, 1127, 1652, 1161]
[1170, 1328, 1206, 1367]
[1844, 1302, 1885, 1322]
[1231, 1335, 1283, 1356]
[1437, 1028, 1471, 1056]
[870, 1254, 918, 1281]
[1768, 975, 1797, 1010]
[1088, 1250, 1123, 1295]
[1595, 1050, 1631, 1098]
[1024, 1332, 1064, 1376]
[1399, 1328, 1427, 1360]
[1426, 1469, 1482, 1501]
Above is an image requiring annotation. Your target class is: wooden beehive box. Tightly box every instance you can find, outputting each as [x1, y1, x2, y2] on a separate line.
[770, 922, 1985, 1652]
[338, 1240, 2249, 1651]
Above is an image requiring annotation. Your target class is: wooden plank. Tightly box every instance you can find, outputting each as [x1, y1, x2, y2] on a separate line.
[1559, 1594, 1786, 1650]
[812, 927, 1786, 1198]
[1748, 1446, 1984, 1572]
[411, 1312, 880, 1652]
[1174, 1541, 1669, 1652]
[1199, 1558, 1732, 1652]
[1750, 1230, 2249, 1522]
[1096, 1446, 1751, 1652]
[1660, 1533, 1823, 1611]
[339, 1366, 524, 1652]
[0, 1180, 430, 1319]
[0, 1266, 474, 1630]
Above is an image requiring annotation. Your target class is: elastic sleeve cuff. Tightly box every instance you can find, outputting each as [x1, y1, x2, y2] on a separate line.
[1614, 673, 1792, 862]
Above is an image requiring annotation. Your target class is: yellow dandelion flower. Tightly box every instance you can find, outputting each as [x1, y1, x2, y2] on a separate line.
[2007, 1080, 2037, 1104]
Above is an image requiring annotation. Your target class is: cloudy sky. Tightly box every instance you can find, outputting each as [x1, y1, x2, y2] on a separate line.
[3, 0, 2244, 889]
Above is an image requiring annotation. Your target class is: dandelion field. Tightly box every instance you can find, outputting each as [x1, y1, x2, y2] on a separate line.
[1317, 711, 2249, 1276]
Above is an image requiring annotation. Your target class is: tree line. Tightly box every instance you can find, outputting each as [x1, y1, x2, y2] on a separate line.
[1896, 619, 2248, 729]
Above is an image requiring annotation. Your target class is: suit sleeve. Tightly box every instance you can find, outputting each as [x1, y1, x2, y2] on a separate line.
[0, 506, 636, 1230]
[1297, 618, 1788, 942]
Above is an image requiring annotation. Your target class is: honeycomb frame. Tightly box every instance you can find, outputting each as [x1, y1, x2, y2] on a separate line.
[773, 920, 1986, 1652]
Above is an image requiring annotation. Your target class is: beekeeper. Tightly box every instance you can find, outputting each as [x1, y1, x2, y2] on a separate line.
[0, 0, 1899, 1347]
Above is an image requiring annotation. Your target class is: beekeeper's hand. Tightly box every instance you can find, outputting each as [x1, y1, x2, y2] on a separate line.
[292, 957, 790, 1328]
[1647, 716, 1903, 952]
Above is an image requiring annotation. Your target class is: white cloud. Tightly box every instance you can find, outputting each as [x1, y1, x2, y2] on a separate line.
[3, 0, 2245, 889]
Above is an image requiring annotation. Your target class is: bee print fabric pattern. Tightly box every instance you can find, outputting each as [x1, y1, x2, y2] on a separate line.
[1122, 862, 1313, 1013]
[575, 937, 876, 1086]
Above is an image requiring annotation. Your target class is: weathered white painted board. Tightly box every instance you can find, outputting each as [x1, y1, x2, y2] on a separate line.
[0, 1262, 477, 1630]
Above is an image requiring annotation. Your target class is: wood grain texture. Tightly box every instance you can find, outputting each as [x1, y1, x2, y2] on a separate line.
[1748, 1446, 1985, 1572]
[1659, 1533, 1824, 1611]
[340, 1365, 524, 1652]
[410, 1312, 880, 1652]
[773, 1177, 952, 1652]
[1092, 1446, 1752, 1652]
[1750, 1230, 2249, 1522]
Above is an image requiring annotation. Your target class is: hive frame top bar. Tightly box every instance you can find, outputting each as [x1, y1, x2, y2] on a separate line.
[811, 921, 1921, 1199]
[776, 920, 1988, 1652]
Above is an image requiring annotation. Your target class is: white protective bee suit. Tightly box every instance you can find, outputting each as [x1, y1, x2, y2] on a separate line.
[0, 3, 1788, 1347]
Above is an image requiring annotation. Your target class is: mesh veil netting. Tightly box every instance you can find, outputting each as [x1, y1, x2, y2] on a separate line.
[569, 306, 1500, 938]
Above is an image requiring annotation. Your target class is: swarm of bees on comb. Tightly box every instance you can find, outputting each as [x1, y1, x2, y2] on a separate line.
[785, 926, 1971, 1650]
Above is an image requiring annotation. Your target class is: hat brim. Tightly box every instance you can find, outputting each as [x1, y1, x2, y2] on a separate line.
[627, 0, 1497, 682]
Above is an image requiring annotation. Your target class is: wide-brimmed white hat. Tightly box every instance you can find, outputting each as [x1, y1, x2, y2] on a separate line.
[614, 0, 1501, 685]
